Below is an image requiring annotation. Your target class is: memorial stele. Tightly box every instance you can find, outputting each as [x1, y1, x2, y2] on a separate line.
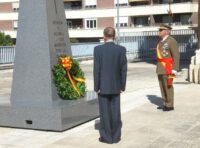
[0, 0, 98, 131]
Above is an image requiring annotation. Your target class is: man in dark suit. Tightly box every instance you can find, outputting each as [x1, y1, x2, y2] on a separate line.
[93, 27, 127, 144]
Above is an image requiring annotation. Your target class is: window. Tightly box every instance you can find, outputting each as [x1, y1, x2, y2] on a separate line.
[12, 2, 19, 12]
[85, 0, 96, 9]
[64, 1, 82, 10]
[67, 20, 72, 28]
[115, 17, 128, 28]
[85, 19, 97, 29]
[67, 19, 83, 29]
[160, 0, 170, 4]
[134, 17, 149, 26]
[85, 5, 96, 8]
[180, 14, 191, 25]
[163, 16, 173, 24]
[13, 20, 18, 30]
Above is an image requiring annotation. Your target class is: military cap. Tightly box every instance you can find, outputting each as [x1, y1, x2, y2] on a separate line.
[159, 24, 172, 31]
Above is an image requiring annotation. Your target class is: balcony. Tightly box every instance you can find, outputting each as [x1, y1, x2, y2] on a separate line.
[64, 0, 82, 10]
[153, 0, 192, 4]
[65, 2, 197, 19]
[67, 19, 83, 29]
[129, 0, 150, 6]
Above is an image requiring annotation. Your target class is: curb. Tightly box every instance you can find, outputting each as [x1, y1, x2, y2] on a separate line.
[0, 64, 14, 70]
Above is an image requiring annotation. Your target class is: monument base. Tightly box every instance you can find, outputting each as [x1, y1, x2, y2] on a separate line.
[0, 92, 99, 131]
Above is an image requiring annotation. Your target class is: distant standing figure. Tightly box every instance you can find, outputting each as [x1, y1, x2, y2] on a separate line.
[156, 24, 180, 111]
[93, 27, 127, 144]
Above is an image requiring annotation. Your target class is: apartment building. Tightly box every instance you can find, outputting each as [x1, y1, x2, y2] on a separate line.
[0, 0, 198, 42]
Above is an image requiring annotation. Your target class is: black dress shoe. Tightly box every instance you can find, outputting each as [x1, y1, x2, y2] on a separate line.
[157, 106, 165, 109]
[163, 106, 174, 111]
[99, 137, 112, 144]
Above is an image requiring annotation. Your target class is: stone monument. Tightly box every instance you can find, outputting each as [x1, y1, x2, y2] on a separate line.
[0, 0, 98, 131]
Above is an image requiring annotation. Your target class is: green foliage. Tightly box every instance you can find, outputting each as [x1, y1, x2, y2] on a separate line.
[0, 32, 13, 46]
[70, 58, 84, 77]
[52, 58, 86, 100]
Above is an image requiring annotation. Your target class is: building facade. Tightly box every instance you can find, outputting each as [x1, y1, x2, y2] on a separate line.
[0, 0, 198, 42]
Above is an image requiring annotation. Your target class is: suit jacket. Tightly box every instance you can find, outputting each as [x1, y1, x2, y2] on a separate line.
[156, 36, 180, 75]
[93, 42, 127, 94]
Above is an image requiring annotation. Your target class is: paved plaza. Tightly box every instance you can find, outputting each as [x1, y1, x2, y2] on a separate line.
[0, 61, 200, 148]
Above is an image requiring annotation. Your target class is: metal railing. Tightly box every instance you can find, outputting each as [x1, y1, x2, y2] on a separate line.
[71, 42, 100, 57]
[119, 29, 197, 61]
[0, 46, 15, 64]
[0, 44, 99, 64]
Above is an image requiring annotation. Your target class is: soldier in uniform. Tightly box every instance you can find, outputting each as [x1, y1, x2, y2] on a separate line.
[156, 24, 180, 111]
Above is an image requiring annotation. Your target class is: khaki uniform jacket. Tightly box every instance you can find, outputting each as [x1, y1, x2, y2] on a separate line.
[156, 36, 180, 75]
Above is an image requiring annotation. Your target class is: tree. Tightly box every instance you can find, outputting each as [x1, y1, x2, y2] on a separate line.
[0, 32, 13, 46]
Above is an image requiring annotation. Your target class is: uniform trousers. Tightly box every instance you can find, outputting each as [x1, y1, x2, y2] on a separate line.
[158, 74, 174, 107]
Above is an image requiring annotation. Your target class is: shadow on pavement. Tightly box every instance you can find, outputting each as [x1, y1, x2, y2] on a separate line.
[94, 119, 100, 130]
[174, 82, 191, 85]
[146, 95, 163, 107]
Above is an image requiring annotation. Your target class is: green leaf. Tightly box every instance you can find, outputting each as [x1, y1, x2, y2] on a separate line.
[52, 56, 86, 100]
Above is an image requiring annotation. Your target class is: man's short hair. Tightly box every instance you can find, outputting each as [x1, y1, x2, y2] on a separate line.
[103, 27, 115, 38]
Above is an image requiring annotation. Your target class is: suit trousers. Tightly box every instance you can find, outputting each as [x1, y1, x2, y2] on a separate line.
[98, 94, 122, 143]
[158, 74, 174, 107]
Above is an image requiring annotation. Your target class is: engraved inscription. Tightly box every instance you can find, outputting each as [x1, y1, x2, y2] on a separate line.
[52, 20, 66, 56]
[53, 21, 63, 25]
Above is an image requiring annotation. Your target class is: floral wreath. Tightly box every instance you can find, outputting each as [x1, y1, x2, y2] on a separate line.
[52, 56, 86, 100]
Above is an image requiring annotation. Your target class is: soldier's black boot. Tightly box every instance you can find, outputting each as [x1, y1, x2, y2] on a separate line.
[163, 106, 174, 111]
[157, 106, 165, 110]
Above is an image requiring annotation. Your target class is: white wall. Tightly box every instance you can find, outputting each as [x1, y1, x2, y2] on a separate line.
[0, 12, 18, 20]
[4, 25, 195, 38]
